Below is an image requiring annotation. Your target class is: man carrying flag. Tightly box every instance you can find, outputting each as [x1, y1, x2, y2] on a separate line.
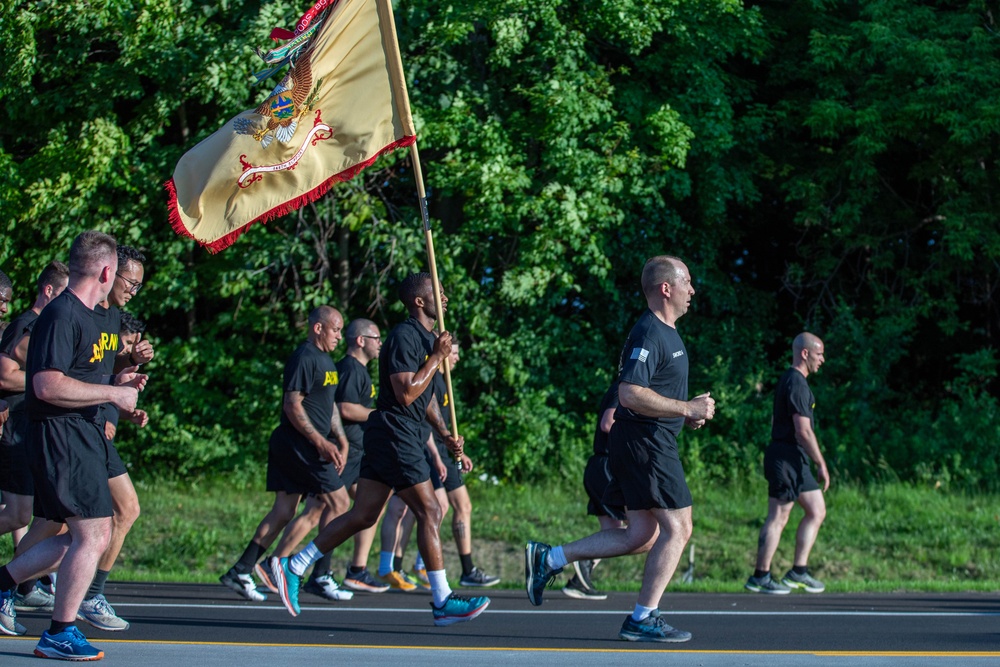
[270, 273, 489, 626]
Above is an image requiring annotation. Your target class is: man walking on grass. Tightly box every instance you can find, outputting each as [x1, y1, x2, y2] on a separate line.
[525, 255, 715, 643]
[745, 332, 829, 595]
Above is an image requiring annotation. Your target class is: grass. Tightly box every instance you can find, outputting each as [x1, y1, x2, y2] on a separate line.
[2, 477, 997, 593]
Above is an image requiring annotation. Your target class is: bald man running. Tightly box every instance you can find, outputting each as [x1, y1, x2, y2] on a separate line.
[745, 332, 829, 595]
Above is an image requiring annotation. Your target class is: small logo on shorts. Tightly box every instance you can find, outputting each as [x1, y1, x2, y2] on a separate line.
[630, 347, 649, 363]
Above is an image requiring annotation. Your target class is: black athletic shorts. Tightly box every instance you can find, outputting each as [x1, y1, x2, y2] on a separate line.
[0, 411, 33, 496]
[606, 420, 692, 511]
[424, 447, 444, 491]
[31, 418, 114, 522]
[584, 454, 625, 521]
[266, 429, 344, 495]
[106, 439, 128, 479]
[764, 443, 819, 502]
[340, 442, 364, 489]
[435, 441, 464, 493]
[359, 422, 431, 492]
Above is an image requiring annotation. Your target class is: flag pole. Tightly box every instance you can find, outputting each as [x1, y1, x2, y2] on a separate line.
[375, 0, 460, 445]
[409, 141, 461, 445]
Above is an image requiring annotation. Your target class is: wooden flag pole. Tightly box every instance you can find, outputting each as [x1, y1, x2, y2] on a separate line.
[408, 140, 460, 445]
[376, 0, 460, 454]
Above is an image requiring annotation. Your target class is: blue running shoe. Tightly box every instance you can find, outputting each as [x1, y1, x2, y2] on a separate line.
[524, 541, 561, 606]
[431, 593, 490, 626]
[34, 625, 105, 660]
[619, 610, 692, 643]
[271, 556, 301, 617]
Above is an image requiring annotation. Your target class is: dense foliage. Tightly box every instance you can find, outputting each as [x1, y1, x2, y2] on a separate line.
[1, 0, 997, 488]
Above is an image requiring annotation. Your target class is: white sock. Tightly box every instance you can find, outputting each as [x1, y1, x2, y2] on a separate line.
[378, 551, 394, 577]
[289, 542, 322, 577]
[415, 553, 426, 571]
[632, 604, 656, 622]
[428, 569, 452, 607]
[547, 546, 568, 571]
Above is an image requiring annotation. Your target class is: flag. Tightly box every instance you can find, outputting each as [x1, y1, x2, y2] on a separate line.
[166, 0, 416, 253]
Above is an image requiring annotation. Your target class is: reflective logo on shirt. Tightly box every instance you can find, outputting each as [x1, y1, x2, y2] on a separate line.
[630, 347, 650, 363]
[672, 350, 685, 359]
[324, 371, 338, 386]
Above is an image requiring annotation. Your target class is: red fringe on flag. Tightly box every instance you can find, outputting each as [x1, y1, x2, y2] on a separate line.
[165, 134, 417, 254]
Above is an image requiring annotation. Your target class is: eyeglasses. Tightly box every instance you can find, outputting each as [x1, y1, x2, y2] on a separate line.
[116, 272, 143, 295]
[361, 334, 381, 341]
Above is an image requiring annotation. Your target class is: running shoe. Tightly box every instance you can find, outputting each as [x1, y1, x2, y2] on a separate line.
[431, 593, 490, 626]
[573, 559, 598, 590]
[254, 560, 278, 594]
[34, 625, 104, 661]
[343, 568, 390, 593]
[271, 556, 301, 617]
[401, 570, 430, 592]
[303, 574, 354, 601]
[524, 541, 562, 606]
[562, 574, 607, 600]
[38, 573, 56, 596]
[459, 567, 500, 588]
[619, 610, 692, 643]
[379, 570, 417, 591]
[219, 567, 267, 602]
[0, 589, 26, 636]
[410, 567, 430, 586]
[782, 569, 825, 593]
[14, 583, 55, 612]
[77, 594, 130, 631]
[744, 573, 791, 594]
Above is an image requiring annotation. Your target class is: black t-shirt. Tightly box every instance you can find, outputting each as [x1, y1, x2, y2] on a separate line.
[26, 291, 115, 421]
[92, 304, 123, 429]
[770, 367, 815, 449]
[0, 309, 38, 413]
[592, 382, 619, 456]
[275, 342, 338, 442]
[430, 371, 449, 448]
[373, 317, 436, 446]
[613, 309, 689, 449]
[335, 354, 374, 447]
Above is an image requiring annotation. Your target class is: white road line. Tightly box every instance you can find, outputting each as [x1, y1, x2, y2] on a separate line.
[107, 603, 1000, 617]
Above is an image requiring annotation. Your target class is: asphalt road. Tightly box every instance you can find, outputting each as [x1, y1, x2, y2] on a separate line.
[1, 583, 998, 665]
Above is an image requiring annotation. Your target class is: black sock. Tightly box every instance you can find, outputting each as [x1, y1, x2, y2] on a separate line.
[49, 620, 72, 635]
[310, 552, 333, 581]
[85, 569, 110, 600]
[0, 566, 16, 592]
[234, 541, 266, 575]
[17, 578, 37, 596]
[40, 575, 53, 587]
[393, 555, 403, 572]
[460, 553, 474, 576]
[347, 565, 365, 577]
[753, 569, 768, 579]
[793, 565, 808, 575]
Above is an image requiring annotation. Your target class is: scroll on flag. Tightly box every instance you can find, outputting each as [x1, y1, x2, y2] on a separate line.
[166, 0, 416, 253]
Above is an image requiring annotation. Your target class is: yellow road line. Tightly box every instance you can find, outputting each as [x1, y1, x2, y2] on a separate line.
[9, 637, 994, 657]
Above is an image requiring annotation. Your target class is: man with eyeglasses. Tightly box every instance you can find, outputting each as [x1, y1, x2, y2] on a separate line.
[320, 318, 390, 595]
[12, 245, 154, 633]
